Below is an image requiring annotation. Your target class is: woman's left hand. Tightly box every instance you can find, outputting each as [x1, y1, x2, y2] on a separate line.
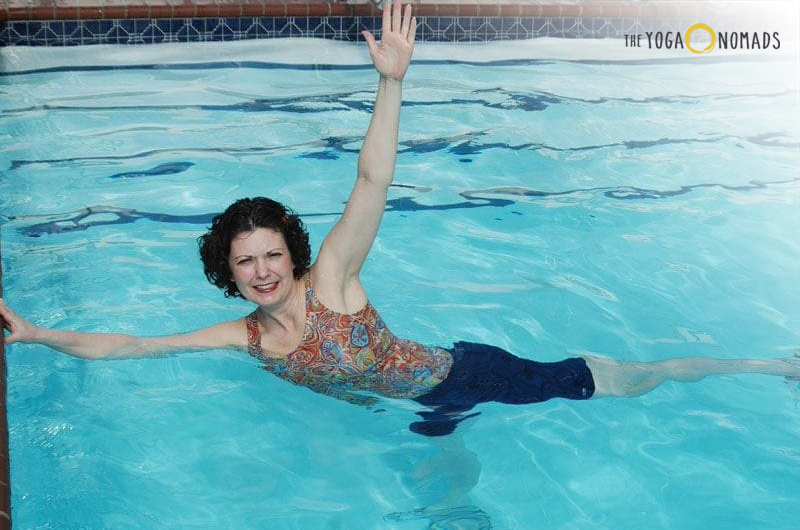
[362, 0, 417, 81]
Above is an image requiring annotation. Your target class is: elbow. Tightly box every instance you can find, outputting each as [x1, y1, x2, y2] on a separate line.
[356, 171, 392, 191]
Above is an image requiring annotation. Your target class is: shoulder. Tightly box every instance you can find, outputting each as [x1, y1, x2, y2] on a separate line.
[197, 317, 249, 350]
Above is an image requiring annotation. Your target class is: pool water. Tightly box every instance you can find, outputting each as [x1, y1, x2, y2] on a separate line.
[1, 39, 799, 529]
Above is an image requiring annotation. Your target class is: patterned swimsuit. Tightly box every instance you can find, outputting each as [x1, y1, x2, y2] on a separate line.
[245, 273, 454, 401]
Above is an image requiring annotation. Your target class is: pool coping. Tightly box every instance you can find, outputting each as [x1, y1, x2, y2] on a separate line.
[0, 1, 767, 22]
[0, 234, 8, 530]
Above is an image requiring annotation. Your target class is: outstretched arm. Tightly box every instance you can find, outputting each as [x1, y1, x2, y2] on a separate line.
[1, 297, 243, 359]
[314, 0, 417, 307]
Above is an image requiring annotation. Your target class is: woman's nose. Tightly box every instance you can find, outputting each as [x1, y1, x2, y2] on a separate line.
[255, 258, 269, 279]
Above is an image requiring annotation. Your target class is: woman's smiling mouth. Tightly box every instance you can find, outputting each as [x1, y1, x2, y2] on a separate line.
[253, 281, 278, 294]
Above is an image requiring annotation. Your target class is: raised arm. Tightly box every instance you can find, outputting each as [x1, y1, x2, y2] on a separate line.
[1, 297, 242, 360]
[313, 1, 416, 306]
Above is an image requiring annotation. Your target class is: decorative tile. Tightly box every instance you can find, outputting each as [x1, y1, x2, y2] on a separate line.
[0, 14, 765, 47]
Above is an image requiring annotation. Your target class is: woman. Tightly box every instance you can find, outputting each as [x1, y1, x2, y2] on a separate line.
[2, 1, 798, 437]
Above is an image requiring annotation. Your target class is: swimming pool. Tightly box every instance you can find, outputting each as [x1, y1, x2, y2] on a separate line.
[1, 37, 799, 529]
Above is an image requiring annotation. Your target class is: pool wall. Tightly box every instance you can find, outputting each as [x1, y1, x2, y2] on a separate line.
[0, 237, 8, 530]
[0, 0, 781, 45]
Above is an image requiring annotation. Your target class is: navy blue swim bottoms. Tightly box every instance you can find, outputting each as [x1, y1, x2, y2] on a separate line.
[410, 341, 595, 436]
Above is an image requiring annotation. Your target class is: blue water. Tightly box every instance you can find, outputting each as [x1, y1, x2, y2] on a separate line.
[1, 41, 799, 529]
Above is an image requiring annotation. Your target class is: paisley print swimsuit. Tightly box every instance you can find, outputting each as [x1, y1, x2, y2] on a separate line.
[245, 273, 454, 400]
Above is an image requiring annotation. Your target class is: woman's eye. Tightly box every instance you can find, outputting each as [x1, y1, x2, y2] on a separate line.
[237, 258, 252, 265]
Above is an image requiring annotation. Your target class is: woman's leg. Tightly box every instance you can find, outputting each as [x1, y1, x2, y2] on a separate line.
[584, 353, 800, 398]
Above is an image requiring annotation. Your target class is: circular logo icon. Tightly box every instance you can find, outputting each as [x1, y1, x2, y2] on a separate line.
[685, 23, 716, 54]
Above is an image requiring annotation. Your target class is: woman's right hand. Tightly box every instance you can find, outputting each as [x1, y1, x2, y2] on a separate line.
[0, 297, 40, 344]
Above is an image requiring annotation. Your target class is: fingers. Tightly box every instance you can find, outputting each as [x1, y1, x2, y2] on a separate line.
[381, 0, 416, 39]
[362, 30, 377, 55]
[0, 297, 13, 325]
[0, 301, 16, 344]
[392, 0, 402, 34]
[2, 331, 19, 345]
[0, 298, 27, 344]
[400, 4, 412, 39]
[383, 1, 414, 39]
[407, 15, 417, 45]
[382, 0, 392, 36]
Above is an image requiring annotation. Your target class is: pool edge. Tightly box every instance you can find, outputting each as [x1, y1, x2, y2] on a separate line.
[0, 232, 9, 530]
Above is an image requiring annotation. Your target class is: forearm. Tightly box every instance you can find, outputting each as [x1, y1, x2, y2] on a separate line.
[357, 76, 403, 187]
[32, 327, 171, 360]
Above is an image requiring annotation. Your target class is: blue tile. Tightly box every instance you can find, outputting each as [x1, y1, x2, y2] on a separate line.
[418, 18, 434, 36]
[142, 22, 165, 39]
[133, 18, 150, 35]
[82, 34, 101, 46]
[487, 17, 502, 35]
[10, 21, 27, 38]
[82, 20, 99, 37]
[118, 19, 135, 36]
[309, 18, 326, 36]
[32, 25, 57, 40]
[364, 16, 380, 33]
[225, 17, 240, 33]
[188, 18, 204, 35]
[63, 21, 78, 37]
[210, 21, 234, 41]
[272, 18, 289, 38]
[170, 18, 186, 35]
[504, 20, 521, 39]
[155, 19, 171, 34]
[291, 17, 306, 32]
[6, 31, 26, 46]
[0, 14, 675, 46]
[244, 22, 261, 39]
[501, 17, 517, 32]
[187, 30, 202, 43]
[95, 19, 113, 37]
[0, 26, 11, 47]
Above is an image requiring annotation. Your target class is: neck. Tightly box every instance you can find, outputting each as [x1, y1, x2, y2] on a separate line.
[254, 277, 305, 333]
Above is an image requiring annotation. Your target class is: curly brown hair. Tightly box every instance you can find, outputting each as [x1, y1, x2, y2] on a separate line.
[198, 197, 311, 298]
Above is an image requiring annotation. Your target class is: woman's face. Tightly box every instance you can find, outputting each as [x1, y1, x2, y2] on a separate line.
[228, 227, 295, 306]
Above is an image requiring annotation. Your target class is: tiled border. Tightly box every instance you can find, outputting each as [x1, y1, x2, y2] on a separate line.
[0, 14, 770, 46]
[0, 2, 758, 22]
[0, 1, 778, 46]
[0, 16, 638, 45]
